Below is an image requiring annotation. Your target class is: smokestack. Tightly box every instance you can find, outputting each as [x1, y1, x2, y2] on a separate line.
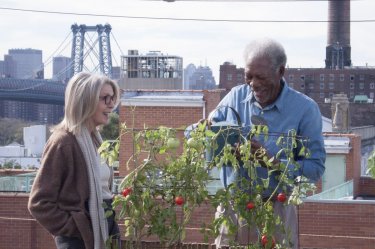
[325, 0, 351, 69]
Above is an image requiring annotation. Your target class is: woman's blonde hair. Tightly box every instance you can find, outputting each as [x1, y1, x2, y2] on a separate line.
[55, 72, 120, 135]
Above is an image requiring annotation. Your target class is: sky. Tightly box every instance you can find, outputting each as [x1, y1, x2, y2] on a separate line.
[1, 0, 375, 82]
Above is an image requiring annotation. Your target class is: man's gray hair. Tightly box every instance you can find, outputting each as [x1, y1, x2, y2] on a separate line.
[243, 38, 287, 72]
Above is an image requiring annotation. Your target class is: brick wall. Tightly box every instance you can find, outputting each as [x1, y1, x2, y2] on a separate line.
[0, 193, 54, 249]
[1, 193, 374, 249]
[359, 177, 375, 197]
[299, 200, 375, 249]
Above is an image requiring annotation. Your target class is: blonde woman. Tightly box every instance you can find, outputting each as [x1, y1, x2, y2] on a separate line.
[28, 72, 121, 249]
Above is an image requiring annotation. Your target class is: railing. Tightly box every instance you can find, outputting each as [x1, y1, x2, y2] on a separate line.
[307, 180, 353, 200]
[0, 174, 223, 195]
[0, 173, 35, 192]
[351, 125, 375, 140]
[112, 176, 222, 196]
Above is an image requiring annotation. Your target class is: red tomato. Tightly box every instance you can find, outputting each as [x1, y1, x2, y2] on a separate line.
[122, 187, 132, 197]
[246, 202, 255, 210]
[175, 196, 184, 206]
[277, 192, 287, 203]
[261, 235, 275, 248]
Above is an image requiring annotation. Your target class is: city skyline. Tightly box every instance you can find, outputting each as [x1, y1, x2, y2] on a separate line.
[1, 0, 375, 81]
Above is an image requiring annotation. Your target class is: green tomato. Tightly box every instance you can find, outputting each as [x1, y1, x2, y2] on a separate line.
[166, 138, 180, 149]
[187, 137, 203, 150]
[133, 209, 141, 218]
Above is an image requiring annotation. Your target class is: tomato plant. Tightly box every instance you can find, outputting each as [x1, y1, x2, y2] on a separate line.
[100, 121, 315, 249]
[106, 124, 212, 248]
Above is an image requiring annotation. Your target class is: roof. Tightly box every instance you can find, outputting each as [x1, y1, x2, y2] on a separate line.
[353, 95, 368, 102]
[121, 90, 205, 107]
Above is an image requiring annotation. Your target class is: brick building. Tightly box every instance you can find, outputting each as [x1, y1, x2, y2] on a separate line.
[218, 62, 244, 98]
[284, 67, 375, 103]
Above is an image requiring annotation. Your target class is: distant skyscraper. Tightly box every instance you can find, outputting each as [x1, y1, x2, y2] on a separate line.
[0, 60, 4, 78]
[112, 66, 121, 81]
[183, 63, 196, 89]
[184, 64, 216, 90]
[3, 55, 16, 78]
[53, 56, 72, 83]
[6, 49, 43, 79]
[120, 50, 183, 90]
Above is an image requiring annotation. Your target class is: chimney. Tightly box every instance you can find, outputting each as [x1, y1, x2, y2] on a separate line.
[325, 0, 351, 69]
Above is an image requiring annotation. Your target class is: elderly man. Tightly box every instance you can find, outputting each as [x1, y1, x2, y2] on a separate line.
[211, 38, 326, 248]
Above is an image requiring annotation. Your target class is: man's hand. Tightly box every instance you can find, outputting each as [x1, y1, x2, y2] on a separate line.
[233, 140, 280, 169]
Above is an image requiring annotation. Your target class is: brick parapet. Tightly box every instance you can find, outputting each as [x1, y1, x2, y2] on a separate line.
[1, 194, 374, 249]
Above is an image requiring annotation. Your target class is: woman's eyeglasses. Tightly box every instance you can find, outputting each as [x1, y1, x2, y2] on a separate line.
[99, 95, 116, 105]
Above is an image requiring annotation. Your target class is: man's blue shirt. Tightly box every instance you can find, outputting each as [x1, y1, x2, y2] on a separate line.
[210, 81, 326, 196]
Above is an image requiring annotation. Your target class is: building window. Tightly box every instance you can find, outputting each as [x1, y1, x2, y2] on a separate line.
[350, 75, 355, 81]
[329, 74, 334, 81]
[340, 74, 345, 81]
[350, 92, 354, 98]
[300, 83, 305, 89]
[370, 82, 375, 89]
[320, 83, 325, 89]
[320, 92, 325, 98]
[227, 74, 232, 81]
[320, 74, 324, 81]
[360, 74, 365, 81]
[289, 74, 294, 81]
[370, 92, 374, 99]
[329, 92, 334, 98]
[359, 82, 365, 89]
[237, 74, 243, 81]
[329, 82, 334, 89]
[350, 82, 355, 89]
[289, 82, 294, 88]
[300, 75, 305, 81]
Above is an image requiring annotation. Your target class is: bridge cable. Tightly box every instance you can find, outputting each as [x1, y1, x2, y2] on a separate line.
[111, 33, 125, 67]
[43, 31, 72, 70]
[23, 31, 72, 80]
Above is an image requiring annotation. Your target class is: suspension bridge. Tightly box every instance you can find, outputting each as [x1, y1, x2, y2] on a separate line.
[0, 23, 123, 106]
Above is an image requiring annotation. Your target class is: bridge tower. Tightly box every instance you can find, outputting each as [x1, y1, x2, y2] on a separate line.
[70, 24, 113, 77]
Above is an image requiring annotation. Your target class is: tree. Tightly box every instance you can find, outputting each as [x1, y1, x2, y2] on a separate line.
[0, 118, 33, 146]
[100, 112, 119, 141]
[367, 150, 375, 178]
